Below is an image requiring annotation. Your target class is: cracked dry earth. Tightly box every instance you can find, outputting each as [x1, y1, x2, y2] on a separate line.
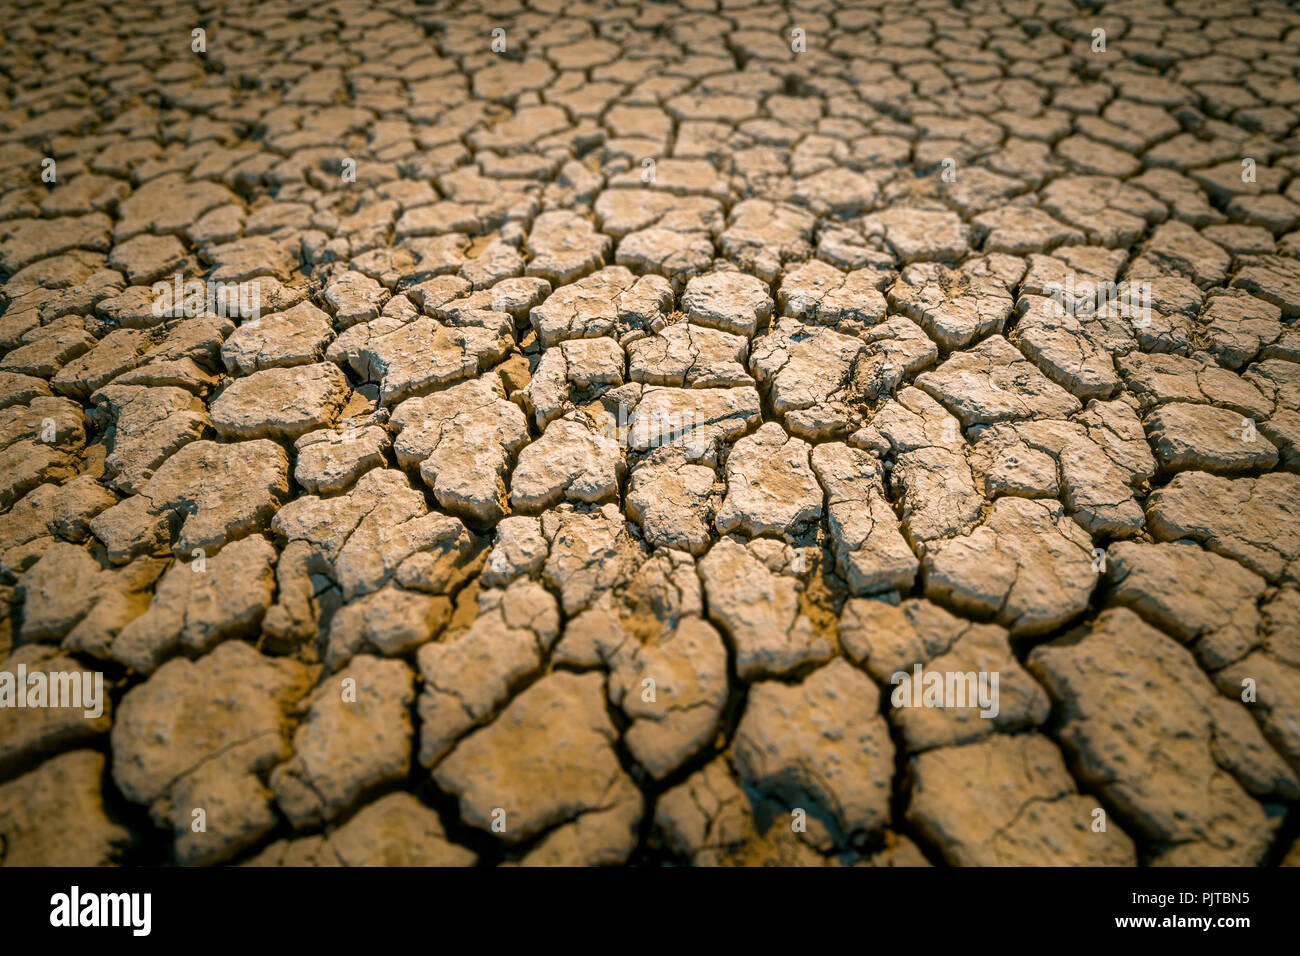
[3, 0, 1300, 870]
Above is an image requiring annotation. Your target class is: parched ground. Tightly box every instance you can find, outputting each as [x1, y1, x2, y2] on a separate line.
[1, 0, 1300, 868]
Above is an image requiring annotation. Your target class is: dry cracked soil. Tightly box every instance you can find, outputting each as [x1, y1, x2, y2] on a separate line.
[1, 0, 1300, 868]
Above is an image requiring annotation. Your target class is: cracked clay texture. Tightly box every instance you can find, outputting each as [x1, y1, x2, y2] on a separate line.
[2, 0, 1300, 868]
